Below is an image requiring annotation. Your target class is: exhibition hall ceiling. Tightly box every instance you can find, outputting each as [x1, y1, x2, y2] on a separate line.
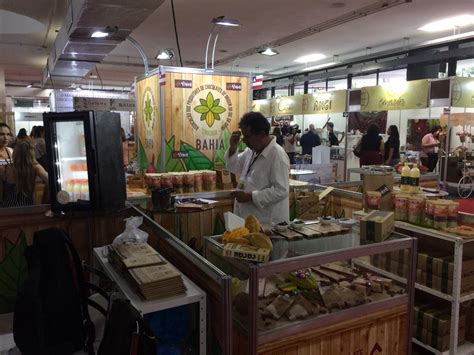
[2, 0, 474, 96]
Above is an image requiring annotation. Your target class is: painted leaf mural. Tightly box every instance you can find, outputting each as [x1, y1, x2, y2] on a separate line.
[0, 231, 28, 314]
[214, 128, 231, 165]
[180, 141, 213, 171]
[165, 136, 185, 172]
[137, 138, 149, 172]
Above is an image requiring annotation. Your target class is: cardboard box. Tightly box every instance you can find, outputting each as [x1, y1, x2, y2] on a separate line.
[360, 211, 395, 242]
[417, 270, 474, 294]
[462, 303, 474, 342]
[352, 209, 370, 222]
[294, 191, 320, 220]
[215, 169, 236, 190]
[418, 253, 474, 280]
[222, 243, 270, 263]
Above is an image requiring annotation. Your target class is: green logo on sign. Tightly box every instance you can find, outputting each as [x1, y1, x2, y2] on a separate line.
[144, 96, 153, 125]
[193, 91, 226, 128]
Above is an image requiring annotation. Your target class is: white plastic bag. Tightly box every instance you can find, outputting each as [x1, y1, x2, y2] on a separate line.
[113, 216, 149, 244]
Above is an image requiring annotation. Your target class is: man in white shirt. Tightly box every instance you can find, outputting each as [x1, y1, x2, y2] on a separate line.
[225, 112, 290, 225]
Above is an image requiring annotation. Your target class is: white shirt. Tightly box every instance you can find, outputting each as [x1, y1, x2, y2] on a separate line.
[224, 136, 290, 225]
[283, 134, 297, 153]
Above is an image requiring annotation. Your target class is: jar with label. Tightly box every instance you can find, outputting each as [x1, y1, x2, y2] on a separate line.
[172, 173, 184, 194]
[394, 193, 409, 221]
[433, 200, 449, 230]
[408, 196, 425, 225]
[366, 191, 382, 210]
[183, 172, 195, 193]
[424, 200, 435, 228]
[161, 173, 174, 189]
[447, 201, 460, 228]
[203, 171, 217, 191]
[194, 171, 203, 192]
[151, 174, 161, 188]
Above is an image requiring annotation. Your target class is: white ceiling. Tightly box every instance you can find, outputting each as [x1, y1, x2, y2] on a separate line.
[3, 0, 474, 98]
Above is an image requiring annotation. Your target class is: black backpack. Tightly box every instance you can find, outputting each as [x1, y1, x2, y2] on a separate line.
[98, 298, 156, 355]
[13, 227, 95, 355]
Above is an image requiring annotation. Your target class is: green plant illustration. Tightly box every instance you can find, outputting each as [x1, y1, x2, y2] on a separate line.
[179, 141, 213, 171]
[144, 96, 153, 125]
[214, 128, 231, 165]
[0, 231, 28, 314]
[137, 138, 149, 172]
[156, 136, 186, 172]
[193, 92, 226, 128]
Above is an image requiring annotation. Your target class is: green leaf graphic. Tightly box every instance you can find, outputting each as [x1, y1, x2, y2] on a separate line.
[213, 128, 231, 165]
[194, 105, 209, 114]
[0, 231, 28, 314]
[206, 92, 214, 107]
[200, 98, 207, 106]
[180, 141, 213, 170]
[211, 106, 225, 114]
[165, 136, 185, 172]
[137, 138, 149, 172]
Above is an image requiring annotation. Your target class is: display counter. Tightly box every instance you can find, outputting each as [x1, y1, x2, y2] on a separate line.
[347, 169, 440, 188]
[204, 228, 416, 354]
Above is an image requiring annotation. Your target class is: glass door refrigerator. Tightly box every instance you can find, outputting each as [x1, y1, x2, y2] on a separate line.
[43, 111, 126, 213]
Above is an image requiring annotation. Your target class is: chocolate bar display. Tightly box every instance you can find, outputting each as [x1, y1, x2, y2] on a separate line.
[231, 262, 407, 331]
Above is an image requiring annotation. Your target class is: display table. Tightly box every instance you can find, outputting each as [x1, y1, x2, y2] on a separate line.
[93, 246, 207, 354]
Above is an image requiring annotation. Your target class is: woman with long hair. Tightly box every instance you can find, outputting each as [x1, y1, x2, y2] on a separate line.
[359, 124, 384, 167]
[0, 123, 13, 190]
[2, 140, 48, 207]
[384, 125, 400, 166]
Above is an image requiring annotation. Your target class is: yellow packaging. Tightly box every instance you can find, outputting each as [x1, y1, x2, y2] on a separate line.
[222, 243, 270, 263]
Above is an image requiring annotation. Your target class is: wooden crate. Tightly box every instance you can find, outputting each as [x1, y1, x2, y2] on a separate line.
[257, 304, 408, 355]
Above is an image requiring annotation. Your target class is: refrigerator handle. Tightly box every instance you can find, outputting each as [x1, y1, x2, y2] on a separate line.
[89, 147, 97, 176]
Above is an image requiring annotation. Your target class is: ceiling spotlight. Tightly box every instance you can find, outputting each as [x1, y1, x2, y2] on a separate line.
[294, 53, 326, 64]
[211, 16, 240, 27]
[91, 26, 117, 38]
[156, 49, 175, 60]
[259, 48, 279, 56]
[26, 83, 33, 88]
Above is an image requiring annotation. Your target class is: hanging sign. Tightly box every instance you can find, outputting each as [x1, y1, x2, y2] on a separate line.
[451, 77, 474, 108]
[302, 90, 347, 114]
[73, 97, 135, 111]
[252, 99, 271, 116]
[360, 79, 429, 111]
[271, 95, 303, 116]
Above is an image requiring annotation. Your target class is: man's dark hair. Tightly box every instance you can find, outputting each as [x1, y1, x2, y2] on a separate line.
[326, 122, 334, 128]
[239, 112, 270, 135]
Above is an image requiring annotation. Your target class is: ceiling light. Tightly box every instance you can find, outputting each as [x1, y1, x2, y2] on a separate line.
[294, 53, 326, 64]
[423, 31, 474, 45]
[302, 62, 339, 71]
[156, 49, 174, 60]
[91, 31, 109, 38]
[211, 16, 240, 27]
[418, 14, 474, 32]
[259, 48, 279, 56]
[26, 83, 33, 88]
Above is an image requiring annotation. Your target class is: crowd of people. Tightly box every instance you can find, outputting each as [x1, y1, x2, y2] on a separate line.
[0, 123, 49, 207]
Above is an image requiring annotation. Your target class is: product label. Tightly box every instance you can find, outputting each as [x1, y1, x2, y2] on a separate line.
[410, 177, 420, 186]
[401, 176, 410, 186]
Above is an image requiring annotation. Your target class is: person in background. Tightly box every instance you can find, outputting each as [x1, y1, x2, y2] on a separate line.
[421, 125, 442, 172]
[327, 122, 345, 147]
[33, 126, 47, 168]
[271, 126, 284, 146]
[0, 123, 13, 194]
[11, 128, 29, 149]
[1, 140, 48, 207]
[282, 125, 299, 164]
[359, 124, 384, 167]
[225, 112, 290, 225]
[384, 125, 400, 166]
[121, 128, 129, 167]
[29, 126, 37, 138]
[299, 124, 321, 161]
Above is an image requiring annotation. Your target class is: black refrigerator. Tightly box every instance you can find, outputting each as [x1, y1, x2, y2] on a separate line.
[43, 111, 126, 213]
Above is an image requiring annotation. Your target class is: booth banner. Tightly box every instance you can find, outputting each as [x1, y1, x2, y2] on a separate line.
[157, 70, 250, 171]
[271, 95, 303, 116]
[360, 79, 429, 111]
[302, 90, 347, 114]
[74, 97, 135, 111]
[252, 99, 271, 116]
[451, 77, 474, 108]
[136, 74, 160, 172]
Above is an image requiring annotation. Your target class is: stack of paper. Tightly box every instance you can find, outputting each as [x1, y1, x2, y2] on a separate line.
[128, 264, 187, 300]
[109, 243, 165, 273]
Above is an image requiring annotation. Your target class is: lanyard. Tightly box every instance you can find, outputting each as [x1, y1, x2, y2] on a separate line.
[245, 151, 261, 177]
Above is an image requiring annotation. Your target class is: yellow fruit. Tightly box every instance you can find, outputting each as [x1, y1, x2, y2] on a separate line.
[228, 227, 250, 240]
[245, 215, 261, 233]
[230, 237, 251, 246]
[248, 233, 273, 250]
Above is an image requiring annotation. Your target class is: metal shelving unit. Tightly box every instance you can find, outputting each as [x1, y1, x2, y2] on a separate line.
[394, 221, 474, 355]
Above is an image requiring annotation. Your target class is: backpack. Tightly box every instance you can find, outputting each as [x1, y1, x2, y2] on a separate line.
[13, 228, 95, 355]
[98, 298, 156, 355]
